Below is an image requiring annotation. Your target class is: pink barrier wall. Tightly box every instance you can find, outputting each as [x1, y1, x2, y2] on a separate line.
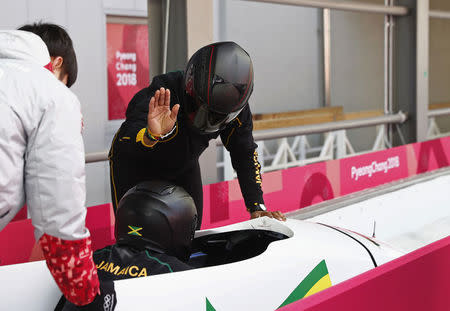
[279, 235, 450, 311]
[200, 136, 450, 229]
[1, 137, 450, 265]
[0, 204, 115, 266]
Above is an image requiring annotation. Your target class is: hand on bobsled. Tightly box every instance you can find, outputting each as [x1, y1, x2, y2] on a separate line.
[147, 87, 179, 138]
[251, 210, 286, 221]
[57, 280, 117, 311]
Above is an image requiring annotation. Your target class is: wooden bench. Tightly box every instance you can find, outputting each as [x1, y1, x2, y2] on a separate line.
[252, 107, 343, 130]
[430, 102, 450, 110]
[337, 109, 384, 121]
[252, 103, 448, 131]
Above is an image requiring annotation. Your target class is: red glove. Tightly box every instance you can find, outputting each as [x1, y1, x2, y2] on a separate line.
[39, 234, 100, 306]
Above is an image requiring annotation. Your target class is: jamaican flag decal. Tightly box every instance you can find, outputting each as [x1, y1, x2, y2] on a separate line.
[277, 259, 332, 309]
[127, 225, 143, 236]
[205, 260, 331, 310]
[206, 297, 216, 311]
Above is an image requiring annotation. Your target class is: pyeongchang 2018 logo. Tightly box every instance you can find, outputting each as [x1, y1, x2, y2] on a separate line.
[351, 156, 400, 181]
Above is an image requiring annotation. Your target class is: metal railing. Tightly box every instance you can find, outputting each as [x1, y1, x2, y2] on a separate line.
[244, 0, 409, 15]
[429, 10, 450, 19]
[428, 108, 450, 118]
[85, 109, 450, 164]
[217, 112, 406, 146]
[86, 151, 109, 164]
[219, 112, 407, 178]
[427, 108, 450, 139]
[86, 112, 407, 164]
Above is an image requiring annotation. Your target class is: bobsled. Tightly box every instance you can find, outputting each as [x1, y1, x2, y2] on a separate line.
[0, 217, 402, 310]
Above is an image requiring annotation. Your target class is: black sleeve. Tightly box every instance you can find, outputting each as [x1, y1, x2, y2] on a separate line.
[113, 72, 183, 158]
[220, 105, 264, 210]
[54, 295, 66, 311]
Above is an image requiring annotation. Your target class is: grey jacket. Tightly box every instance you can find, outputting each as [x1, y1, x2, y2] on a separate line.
[0, 30, 89, 241]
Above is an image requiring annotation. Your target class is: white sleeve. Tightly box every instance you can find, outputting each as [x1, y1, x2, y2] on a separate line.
[25, 89, 89, 241]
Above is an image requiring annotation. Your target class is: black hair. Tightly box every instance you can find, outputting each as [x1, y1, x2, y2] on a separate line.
[18, 22, 78, 87]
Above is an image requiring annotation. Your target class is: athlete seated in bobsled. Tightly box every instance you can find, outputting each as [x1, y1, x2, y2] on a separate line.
[55, 180, 198, 310]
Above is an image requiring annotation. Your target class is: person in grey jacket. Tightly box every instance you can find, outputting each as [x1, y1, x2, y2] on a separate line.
[0, 30, 115, 309]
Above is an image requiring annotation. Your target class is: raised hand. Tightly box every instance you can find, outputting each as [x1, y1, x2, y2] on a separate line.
[147, 87, 180, 137]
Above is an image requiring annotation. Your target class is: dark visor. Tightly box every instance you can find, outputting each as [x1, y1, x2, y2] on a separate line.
[190, 104, 245, 134]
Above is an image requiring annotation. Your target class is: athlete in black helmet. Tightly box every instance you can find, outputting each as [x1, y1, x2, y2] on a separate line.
[183, 42, 254, 133]
[112, 180, 198, 267]
[109, 42, 286, 228]
[55, 180, 196, 310]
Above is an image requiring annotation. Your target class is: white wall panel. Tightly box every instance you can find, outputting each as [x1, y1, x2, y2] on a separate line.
[66, 0, 111, 205]
[329, 8, 384, 151]
[0, 0, 28, 29]
[134, 0, 148, 11]
[330, 10, 384, 113]
[27, 0, 67, 27]
[67, 0, 107, 151]
[103, 0, 135, 10]
[215, 1, 322, 114]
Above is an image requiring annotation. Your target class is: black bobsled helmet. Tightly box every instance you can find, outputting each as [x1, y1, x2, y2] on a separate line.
[184, 41, 254, 134]
[115, 180, 198, 262]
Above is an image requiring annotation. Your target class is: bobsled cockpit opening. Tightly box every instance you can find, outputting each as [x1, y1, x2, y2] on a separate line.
[188, 229, 289, 268]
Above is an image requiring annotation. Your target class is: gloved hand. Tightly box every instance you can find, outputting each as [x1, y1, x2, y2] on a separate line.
[57, 280, 117, 311]
[250, 210, 286, 221]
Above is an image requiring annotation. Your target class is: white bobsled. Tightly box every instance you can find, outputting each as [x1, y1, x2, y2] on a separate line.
[0, 217, 402, 310]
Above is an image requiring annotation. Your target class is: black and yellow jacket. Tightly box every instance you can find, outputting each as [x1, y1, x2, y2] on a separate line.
[109, 71, 264, 214]
[54, 244, 191, 310]
[93, 244, 192, 281]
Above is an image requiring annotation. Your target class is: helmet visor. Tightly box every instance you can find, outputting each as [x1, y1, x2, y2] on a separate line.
[190, 103, 245, 134]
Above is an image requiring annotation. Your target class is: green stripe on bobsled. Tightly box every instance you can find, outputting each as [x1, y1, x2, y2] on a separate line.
[277, 259, 330, 309]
